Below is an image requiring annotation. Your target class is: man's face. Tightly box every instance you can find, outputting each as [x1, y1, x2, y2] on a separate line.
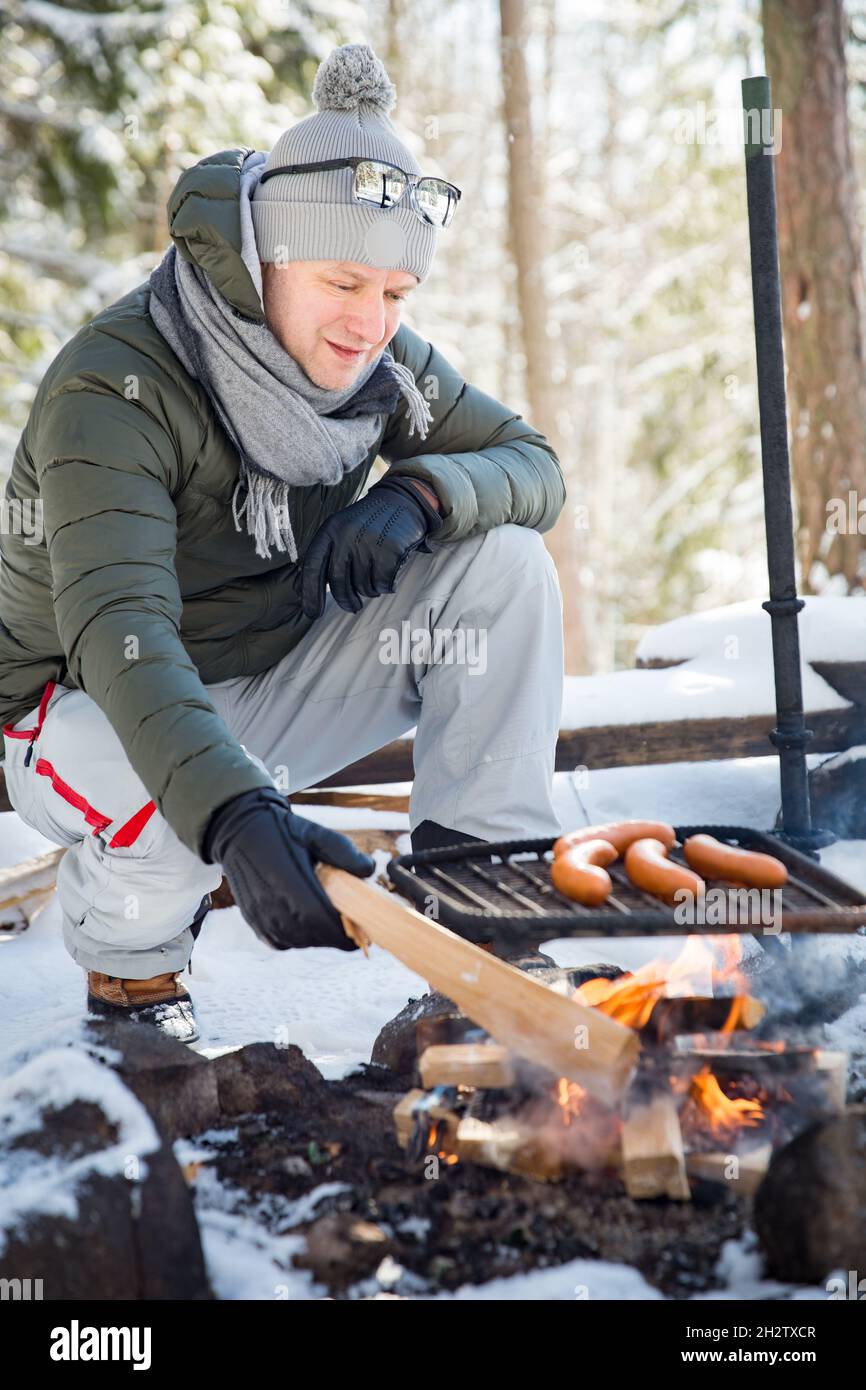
[261, 259, 419, 389]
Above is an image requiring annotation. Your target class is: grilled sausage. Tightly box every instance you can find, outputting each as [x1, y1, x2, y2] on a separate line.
[554, 819, 676, 858]
[624, 837, 705, 904]
[682, 834, 788, 889]
[550, 838, 619, 906]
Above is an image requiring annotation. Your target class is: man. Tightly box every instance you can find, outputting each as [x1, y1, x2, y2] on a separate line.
[0, 43, 566, 1044]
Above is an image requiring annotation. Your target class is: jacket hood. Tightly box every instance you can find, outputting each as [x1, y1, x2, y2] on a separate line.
[165, 147, 266, 324]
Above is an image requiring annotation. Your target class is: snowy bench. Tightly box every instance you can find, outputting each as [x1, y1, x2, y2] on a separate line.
[315, 596, 866, 787]
[315, 597, 866, 789]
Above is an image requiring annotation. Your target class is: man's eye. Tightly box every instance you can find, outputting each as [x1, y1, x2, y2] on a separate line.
[331, 281, 406, 303]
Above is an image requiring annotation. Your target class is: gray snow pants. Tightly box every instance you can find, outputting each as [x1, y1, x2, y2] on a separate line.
[1, 523, 564, 977]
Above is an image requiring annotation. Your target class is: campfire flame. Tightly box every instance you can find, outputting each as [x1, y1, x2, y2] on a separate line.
[554, 1078, 588, 1126]
[687, 1066, 764, 1137]
[426, 1122, 459, 1166]
[573, 936, 771, 1146]
[573, 934, 749, 1030]
[400, 929, 806, 1190]
[719, 996, 749, 1033]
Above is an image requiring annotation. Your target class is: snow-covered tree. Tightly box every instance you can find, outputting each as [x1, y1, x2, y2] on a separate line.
[0, 0, 364, 463]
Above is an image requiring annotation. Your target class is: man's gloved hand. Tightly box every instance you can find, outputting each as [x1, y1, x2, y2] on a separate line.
[201, 786, 375, 951]
[301, 476, 443, 620]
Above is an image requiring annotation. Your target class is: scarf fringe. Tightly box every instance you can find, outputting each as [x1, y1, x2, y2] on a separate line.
[388, 359, 434, 441]
[231, 364, 434, 562]
[233, 473, 297, 563]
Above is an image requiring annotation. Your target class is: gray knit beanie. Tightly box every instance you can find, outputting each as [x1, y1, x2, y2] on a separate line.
[251, 43, 438, 282]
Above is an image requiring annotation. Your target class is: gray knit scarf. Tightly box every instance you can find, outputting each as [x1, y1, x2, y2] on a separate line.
[147, 150, 433, 562]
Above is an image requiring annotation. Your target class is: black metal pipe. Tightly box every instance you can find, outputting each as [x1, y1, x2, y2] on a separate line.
[741, 75, 832, 852]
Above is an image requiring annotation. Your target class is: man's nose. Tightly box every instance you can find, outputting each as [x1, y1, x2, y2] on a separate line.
[344, 293, 387, 346]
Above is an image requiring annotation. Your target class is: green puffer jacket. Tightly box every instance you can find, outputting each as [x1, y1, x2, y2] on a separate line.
[0, 147, 566, 860]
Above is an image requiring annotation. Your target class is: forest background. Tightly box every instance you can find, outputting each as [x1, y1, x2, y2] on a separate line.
[2, 0, 863, 674]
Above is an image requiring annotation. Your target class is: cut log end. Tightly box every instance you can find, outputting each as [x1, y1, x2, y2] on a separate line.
[621, 1091, 691, 1201]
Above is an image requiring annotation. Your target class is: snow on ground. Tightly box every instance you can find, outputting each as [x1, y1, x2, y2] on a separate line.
[429, 1235, 825, 1299]
[431, 1257, 664, 1300]
[3, 596, 865, 1298]
[172, 1134, 335, 1301]
[0, 819, 428, 1081]
[3, 749, 864, 1300]
[168, 1126, 832, 1302]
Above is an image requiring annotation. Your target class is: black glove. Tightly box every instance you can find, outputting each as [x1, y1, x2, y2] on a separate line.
[201, 786, 375, 951]
[301, 476, 443, 620]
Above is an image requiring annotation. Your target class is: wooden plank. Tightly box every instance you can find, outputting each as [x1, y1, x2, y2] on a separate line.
[418, 1043, 516, 1090]
[333, 829, 405, 858]
[686, 1143, 772, 1196]
[393, 1089, 426, 1147]
[621, 1091, 691, 1200]
[0, 847, 65, 926]
[310, 705, 866, 787]
[2, 697, 863, 808]
[316, 864, 640, 1109]
[292, 790, 410, 813]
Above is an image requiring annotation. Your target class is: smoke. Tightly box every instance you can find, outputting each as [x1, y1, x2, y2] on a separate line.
[748, 933, 866, 1051]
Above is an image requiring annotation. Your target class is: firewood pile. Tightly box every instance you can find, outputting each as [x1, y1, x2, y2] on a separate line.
[389, 939, 849, 1201]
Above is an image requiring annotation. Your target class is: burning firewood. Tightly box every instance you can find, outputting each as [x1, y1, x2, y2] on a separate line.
[377, 890, 850, 1202]
[674, 1042, 847, 1106]
[393, 1089, 459, 1151]
[680, 1067, 765, 1146]
[673, 1044, 848, 1152]
[641, 994, 765, 1042]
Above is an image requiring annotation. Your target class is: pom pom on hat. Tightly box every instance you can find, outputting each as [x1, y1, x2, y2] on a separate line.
[312, 42, 397, 115]
[252, 41, 438, 282]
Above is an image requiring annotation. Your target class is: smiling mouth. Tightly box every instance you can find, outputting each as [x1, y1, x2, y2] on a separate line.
[326, 341, 366, 360]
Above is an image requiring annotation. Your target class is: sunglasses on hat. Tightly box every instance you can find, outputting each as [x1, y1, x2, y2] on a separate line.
[259, 157, 461, 229]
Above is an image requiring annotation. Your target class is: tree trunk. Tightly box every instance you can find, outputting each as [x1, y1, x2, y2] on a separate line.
[762, 0, 866, 591]
[498, 0, 589, 672]
[381, 0, 406, 79]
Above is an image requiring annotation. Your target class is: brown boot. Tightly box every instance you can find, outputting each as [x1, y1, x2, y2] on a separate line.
[86, 970, 199, 1044]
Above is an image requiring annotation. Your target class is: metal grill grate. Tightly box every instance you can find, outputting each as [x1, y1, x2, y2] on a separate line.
[386, 824, 866, 948]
